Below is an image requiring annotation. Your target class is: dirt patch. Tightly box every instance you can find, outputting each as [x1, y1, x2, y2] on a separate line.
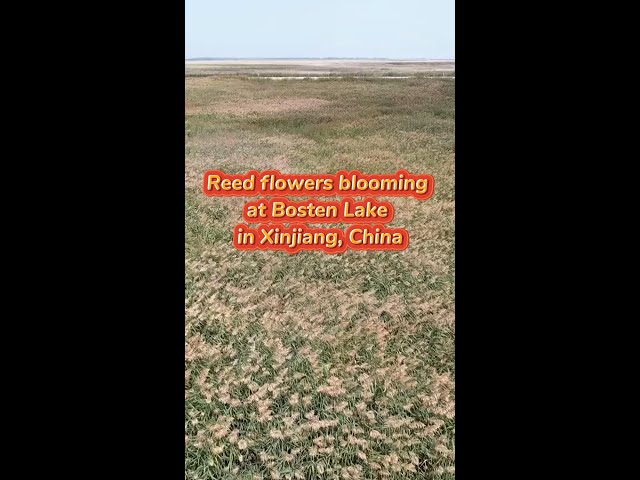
[187, 98, 331, 116]
[185, 100, 204, 115]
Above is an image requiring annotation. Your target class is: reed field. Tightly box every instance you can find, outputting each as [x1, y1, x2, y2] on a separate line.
[185, 68, 455, 479]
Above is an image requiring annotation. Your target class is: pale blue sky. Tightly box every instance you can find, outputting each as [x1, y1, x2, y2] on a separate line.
[185, 0, 454, 59]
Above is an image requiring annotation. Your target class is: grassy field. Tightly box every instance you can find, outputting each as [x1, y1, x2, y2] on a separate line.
[185, 75, 455, 479]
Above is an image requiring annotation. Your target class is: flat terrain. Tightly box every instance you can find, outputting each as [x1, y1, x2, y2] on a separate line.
[185, 59, 455, 77]
[185, 72, 455, 479]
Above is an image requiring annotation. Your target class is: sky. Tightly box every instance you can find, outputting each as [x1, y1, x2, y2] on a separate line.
[185, 0, 454, 59]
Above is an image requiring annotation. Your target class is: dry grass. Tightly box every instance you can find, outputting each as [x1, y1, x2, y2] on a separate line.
[185, 76, 455, 479]
[187, 98, 332, 116]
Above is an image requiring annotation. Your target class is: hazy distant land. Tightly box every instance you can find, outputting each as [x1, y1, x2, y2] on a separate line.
[185, 59, 455, 77]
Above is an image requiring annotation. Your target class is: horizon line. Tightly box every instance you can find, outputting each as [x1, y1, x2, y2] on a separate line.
[185, 57, 455, 61]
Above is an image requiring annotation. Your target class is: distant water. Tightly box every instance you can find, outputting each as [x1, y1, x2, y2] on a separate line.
[185, 57, 454, 61]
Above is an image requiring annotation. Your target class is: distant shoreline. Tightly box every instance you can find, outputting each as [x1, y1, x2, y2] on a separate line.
[185, 58, 455, 62]
[185, 59, 454, 76]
